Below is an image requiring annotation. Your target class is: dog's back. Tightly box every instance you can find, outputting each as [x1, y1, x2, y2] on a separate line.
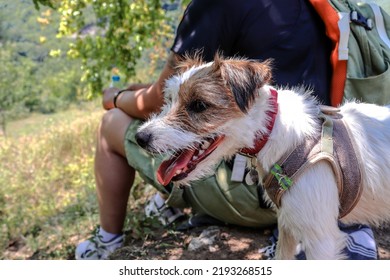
[339, 102, 390, 226]
[263, 91, 390, 259]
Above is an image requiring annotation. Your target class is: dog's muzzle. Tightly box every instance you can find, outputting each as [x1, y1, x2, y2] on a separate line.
[135, 131, 153, 151]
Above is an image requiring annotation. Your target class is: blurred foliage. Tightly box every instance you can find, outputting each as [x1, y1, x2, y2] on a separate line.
[0, 1, 86, 135]
[31, 0, 186, 97]
[0, 0, 187, 134]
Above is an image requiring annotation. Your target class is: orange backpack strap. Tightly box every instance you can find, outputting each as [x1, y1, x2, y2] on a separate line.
[308, 0, 347, 107]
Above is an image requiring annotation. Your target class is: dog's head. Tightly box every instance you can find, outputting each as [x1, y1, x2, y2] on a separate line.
[135, 55, 273, 186]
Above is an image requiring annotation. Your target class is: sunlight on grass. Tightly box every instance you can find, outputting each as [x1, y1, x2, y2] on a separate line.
[0, 104, 104, 259]
[0, 103, 159, 259]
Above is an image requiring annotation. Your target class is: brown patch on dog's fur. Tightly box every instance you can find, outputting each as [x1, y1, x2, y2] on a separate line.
[175, 51, 205, 72]
[214, 55, 273, 112]
[166, 64, 243, 134]
[165, 55, 273, 135]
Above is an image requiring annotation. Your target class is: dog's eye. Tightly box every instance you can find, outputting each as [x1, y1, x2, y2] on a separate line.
[188, 100, 208, 113]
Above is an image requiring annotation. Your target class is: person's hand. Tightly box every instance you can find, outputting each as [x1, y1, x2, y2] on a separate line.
[102, 87, 119, 110]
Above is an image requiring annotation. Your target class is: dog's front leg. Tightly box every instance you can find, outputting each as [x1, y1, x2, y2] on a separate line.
[275, 225, 298, 259]
[282, 162, 347, 259]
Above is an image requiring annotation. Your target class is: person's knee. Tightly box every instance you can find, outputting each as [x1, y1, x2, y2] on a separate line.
[100, 109, 116, 134]
[99, 109, 133, 155]
[100, 109, 131, 135]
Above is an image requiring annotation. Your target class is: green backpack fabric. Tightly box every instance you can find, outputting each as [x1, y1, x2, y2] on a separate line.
[309, 0, 390, 106]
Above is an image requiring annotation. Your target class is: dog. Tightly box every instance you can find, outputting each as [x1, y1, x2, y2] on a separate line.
[135, 55, 390, 259]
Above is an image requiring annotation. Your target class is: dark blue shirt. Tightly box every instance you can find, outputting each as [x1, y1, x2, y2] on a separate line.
[171, 0, 332, 105]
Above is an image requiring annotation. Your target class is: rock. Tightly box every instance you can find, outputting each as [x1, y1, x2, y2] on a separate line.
[187, 226, 221, 251]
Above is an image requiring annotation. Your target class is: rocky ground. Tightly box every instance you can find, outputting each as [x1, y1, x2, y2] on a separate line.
[110, 221, 390, 260]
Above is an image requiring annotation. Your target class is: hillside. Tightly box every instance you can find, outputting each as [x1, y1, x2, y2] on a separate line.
[0, 0, 181, 135]
[0, 0, 62, 60]
[0, 0, 84, 138]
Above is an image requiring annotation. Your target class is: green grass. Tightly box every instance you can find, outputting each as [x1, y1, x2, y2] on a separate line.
[0, 102, 160, 259]
[5, 102, 99, 138]
[0, 103, 105, 259]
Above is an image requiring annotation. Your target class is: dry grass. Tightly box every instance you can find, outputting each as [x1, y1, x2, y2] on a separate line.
[0, 104, 104, 259]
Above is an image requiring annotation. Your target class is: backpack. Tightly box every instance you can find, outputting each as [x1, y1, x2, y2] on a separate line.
[308, 0, 390, 106]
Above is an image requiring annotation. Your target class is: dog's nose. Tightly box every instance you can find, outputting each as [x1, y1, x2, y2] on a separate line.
[135, 131, 152, 149]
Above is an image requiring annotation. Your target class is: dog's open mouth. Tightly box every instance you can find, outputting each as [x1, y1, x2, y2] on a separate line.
[157, 135, 225, 186]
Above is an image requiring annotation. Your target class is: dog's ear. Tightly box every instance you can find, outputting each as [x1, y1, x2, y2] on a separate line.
[214, 55, 272, 113]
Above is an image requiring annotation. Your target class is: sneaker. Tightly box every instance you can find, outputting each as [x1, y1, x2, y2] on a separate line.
[259, 242, 277, 260]
[258, 224, 378, 260]
[75, 228, 124, 260]
[144, 192, 185, 226]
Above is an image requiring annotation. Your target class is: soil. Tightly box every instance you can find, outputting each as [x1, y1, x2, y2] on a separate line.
[110, 221, 390, 260]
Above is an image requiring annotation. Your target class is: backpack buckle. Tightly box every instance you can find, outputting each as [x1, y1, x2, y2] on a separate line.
[350, 10, 373, 30]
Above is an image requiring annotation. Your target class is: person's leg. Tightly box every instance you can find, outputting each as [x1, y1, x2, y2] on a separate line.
[76, 109, 134, 260]
[95, 108, 135, 234]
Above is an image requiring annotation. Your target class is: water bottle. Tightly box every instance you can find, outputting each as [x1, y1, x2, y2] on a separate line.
[110, 75, 121, 88]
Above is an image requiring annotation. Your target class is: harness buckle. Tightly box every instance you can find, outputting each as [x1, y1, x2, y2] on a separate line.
[350, 10, 373, 30]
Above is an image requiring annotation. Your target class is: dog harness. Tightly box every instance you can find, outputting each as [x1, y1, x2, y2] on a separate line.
[263, 107, 363, 218]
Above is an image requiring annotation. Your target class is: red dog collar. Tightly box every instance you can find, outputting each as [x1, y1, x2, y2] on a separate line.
[240, 88, 278, 156]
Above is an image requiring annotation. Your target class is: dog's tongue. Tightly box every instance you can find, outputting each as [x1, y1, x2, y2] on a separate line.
[157, 149, 196, 186]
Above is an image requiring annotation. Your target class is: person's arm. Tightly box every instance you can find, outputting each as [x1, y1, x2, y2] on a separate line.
[102, 52, 179, 120]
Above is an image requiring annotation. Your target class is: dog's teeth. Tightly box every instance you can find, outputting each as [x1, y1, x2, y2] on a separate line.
[201, 141, 210, 149]
[175, 170, 182, 175]
[192, 155, 198, 161]
[198, 149, 205, 156]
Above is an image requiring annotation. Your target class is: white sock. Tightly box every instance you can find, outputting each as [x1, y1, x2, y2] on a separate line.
[98, 227, 122, 243]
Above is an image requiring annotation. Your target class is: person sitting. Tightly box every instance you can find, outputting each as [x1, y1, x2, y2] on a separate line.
[75, 0, 375, 260]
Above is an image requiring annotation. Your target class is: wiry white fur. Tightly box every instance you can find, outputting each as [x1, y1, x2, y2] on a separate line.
[267, 99, 390, 259]
[338, 103, 390, 226]
[138, 117, 198, 156]
[246, 92, 390, 259]
[137, 61, 390, 259]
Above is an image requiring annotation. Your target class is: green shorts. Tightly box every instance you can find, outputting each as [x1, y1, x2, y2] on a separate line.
[124, 119, 276, 228]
